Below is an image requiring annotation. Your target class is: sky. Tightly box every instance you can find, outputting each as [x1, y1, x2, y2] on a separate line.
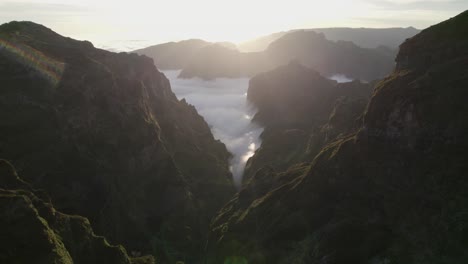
[0, 0, 467, 50]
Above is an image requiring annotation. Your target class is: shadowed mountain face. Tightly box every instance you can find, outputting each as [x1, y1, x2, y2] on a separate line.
[0, 160, 155, 264]
[243, 62, 373, 183]
[208, 10, 468, 263]
[0, 21, 235, 262]
[178, 31, 395, 81]
[238, 27, 421, 52]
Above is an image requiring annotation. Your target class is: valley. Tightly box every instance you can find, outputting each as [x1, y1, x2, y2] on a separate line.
[163, 70, 263, 187]
[1, 8, 468, 264]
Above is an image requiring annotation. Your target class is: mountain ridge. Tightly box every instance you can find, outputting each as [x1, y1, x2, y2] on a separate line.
[0, 20, 235, 263]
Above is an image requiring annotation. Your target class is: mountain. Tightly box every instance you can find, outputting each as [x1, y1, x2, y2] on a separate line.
[238, 27, 421, 52]
[138, 28, 411, 82]
[133, 39, 210, 69]
[133, 39, 237, 70]
[0, 159, 155, 264]
[208, 10, 468, 263]
[265, 30, 396, 81]
[243, 62, 373, 182]
[179, 31, 395, 81]
[178, 44, 267, 79]
[0, 21, 235, 262]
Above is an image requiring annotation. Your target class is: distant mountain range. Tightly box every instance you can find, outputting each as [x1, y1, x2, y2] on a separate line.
[180, 31, 396, 81]
[134, 27, 418, 81]
[238, 27, 421, 52]
[132, 39, 236, 69]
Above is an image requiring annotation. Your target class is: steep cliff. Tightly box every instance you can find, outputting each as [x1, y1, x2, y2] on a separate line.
[244, 62, 373, 182]
[0, 160, 155, 264]
[209, 10, 468, 263]
[0, 21, 235, 262]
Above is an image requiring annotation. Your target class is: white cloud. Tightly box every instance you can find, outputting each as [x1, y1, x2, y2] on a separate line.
[163, 70, 264, 188]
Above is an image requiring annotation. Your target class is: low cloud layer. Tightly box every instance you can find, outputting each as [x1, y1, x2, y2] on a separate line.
[163, 70, 263, 188]
[329, 74, 353, 83]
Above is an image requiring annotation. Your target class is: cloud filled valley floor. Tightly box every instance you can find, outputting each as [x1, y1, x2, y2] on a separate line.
[163, 70, 263, 187]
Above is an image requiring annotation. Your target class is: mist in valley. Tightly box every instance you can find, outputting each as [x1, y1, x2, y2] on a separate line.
[163, 70, 263, 187]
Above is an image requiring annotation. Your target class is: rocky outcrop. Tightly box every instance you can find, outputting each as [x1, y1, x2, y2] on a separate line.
[244, 62, 373, 182]
[0, 160, 155, 264]
[0, 21, 235, 262]
[178, 31, 395, 81]
[208, 10, 468, 263]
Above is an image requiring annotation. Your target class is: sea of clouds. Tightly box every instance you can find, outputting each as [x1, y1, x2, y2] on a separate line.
[163, 70, 263, 188]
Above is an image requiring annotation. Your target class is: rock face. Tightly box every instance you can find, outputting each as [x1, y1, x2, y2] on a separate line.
[0, 160, 155, 264]
[179, 31, 394, 81]
[0, 21, 235, 262]
[208, 10, 468, 263]
[244, 62, 373, 182]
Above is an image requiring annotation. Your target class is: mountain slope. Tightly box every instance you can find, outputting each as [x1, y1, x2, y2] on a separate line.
[208, 10, 468, 263]
[244, 62, 373, 182]
[0, 21, 235, 262]
[0, 160, 155, 264]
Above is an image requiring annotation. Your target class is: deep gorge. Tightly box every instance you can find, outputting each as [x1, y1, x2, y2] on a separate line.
[164, 70, 263, 187]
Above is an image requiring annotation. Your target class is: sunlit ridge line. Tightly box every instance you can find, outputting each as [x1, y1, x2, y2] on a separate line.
[0, 38, 65, 86]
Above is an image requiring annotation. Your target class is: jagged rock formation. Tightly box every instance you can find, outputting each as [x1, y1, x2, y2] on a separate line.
[0, 21, 235, 262]
[179, 31, 394, 81]
[0, 160, 155, 264]
[133, 39, 237, 70]
[238, 27, 420, 52]
[208, 10, 468, 263]
[244, 62, 373, 182]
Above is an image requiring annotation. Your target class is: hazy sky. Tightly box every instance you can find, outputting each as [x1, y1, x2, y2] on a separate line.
[1, 0, 467, 49]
